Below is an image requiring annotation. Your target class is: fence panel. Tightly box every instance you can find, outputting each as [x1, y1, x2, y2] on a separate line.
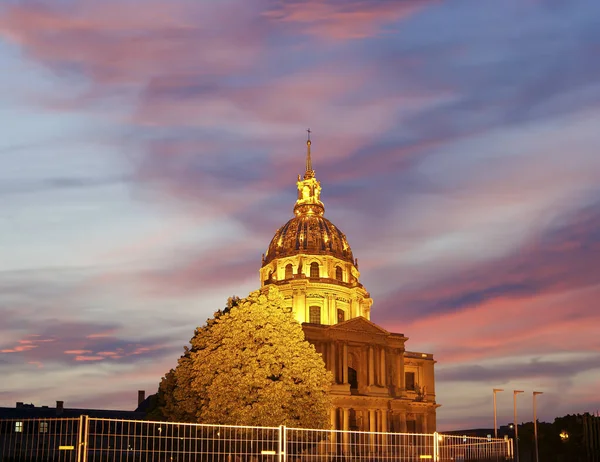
[84, 418, 281, 462]
[437, 434, 512, 461]
[0, 416, 514, 462]
[0, 417, 80, 462]
[286, 427, 435, 462]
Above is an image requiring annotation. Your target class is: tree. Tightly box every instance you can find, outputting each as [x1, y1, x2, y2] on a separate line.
[152, 288, 332, 428]
[148, 298, 239, 422]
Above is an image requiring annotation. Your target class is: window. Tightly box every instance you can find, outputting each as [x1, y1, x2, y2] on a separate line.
[15, 422, 23, 433]
[285, 264, 293, 279]
[337, 309, 345, 323]
[348, 367, 358, 389]
[335, 266, 343, 281]
[405, 371, 416, 391]
[264, 270, 273, 284]
[39, 422, 48, 433]
[310, 262, 319, 278]
[309, 306, 321, 324]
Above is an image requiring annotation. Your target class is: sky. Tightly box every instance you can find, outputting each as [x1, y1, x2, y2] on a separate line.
[1, 0, 599, 432]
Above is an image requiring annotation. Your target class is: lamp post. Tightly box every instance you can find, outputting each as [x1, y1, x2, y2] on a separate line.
[533, 391, 543, 462]
[493, 389, 504, 439]
[513, 390, 524, 462]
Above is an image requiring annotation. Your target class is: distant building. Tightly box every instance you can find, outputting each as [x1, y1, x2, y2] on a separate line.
[258, 136, 439, 432]
[0, 391, 148, 421]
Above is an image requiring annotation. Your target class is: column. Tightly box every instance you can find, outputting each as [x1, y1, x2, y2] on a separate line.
[330, 342, 337, 383]
[420, 414, 428, 434]
[342, 343, 348, 384]
[292, 289, 299, 323]
[369, 409, 376, 451]
[381, 410, 388, 451]
[299, 290, 307, 323]
[330, 407, 337, 429]
[342, 408, 350, 453]
[324, 293, 330, 324]
[395, 353, 401, 394]
[330, 408, 338, 448]
[368, 346, 375, 386]
[399, 413, 407, 433]
[379, 347, 386, 387]
[329, 295, 336, 325]
[398, 349, 405, 391]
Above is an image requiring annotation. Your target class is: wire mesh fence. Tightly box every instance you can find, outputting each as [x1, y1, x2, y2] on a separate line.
[286, 427, 435, 461]
[84, 418, 280, 462]
[437, 434, 513, 462]
[0, 417, 82, 462]
[0, 416, 513, 462]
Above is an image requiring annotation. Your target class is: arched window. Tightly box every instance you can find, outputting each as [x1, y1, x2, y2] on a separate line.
[309, 306, 321, 324]
[335, 266, 343, 281]
[285, 264, 293, 279]
[310, 262, 320, 278]
[337, 309, 345, 323]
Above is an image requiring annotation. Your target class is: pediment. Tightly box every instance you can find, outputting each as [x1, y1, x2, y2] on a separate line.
[329, 316, 389, 336]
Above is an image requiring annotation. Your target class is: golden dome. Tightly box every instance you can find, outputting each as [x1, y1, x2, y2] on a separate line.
[262, 134, 354, 267]
[263, 214, 354, 266]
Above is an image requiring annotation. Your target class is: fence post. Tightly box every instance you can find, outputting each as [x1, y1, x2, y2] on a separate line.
[79, 415, 90, 462]
[279, 425, 286, 462]
[433, 432, 439, 462]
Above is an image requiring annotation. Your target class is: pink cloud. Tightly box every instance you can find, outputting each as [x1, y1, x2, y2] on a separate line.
[394, 284, 600, 365]
[64, 350, 93, 355]
[74, 355, 105, 362]
[86, 330, 117, 339]
[0, 1, 266, 89]
[1, 336, 56, 353]
[264, 0, 432, 40]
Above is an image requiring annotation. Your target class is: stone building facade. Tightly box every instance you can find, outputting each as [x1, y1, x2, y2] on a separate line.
[259, 137, 439, 433]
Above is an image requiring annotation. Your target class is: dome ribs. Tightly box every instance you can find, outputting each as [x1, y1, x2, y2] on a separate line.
[263, 216, 354, 266]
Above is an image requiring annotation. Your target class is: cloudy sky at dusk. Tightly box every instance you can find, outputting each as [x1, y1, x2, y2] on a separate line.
[1, 0, 599, 431]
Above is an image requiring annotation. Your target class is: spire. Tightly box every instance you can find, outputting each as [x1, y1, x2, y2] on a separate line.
[304, 128, 314, 179]
[294, 130, 324, 216]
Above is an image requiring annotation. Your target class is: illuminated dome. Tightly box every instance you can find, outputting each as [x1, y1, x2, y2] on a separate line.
[262, 135, 354, 267]
[263, 214, 354, 266]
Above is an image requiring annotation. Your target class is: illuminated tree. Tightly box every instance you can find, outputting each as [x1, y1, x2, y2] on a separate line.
[153, 289, 332, 428]
[149, 298, 238, 422]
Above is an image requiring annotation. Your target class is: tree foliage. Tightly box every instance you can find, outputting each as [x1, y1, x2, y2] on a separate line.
[151, 288, 332, 428]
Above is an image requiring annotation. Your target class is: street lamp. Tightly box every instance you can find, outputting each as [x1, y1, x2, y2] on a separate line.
[493, 389, 504, 439]
[513, 390, 524, 462]
[533, 391, 543, 462]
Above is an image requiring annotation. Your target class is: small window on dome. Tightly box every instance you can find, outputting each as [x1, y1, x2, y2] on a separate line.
[285, 264, 293, 279]
[310, 262, 319, 278]
[335, 266, 343, 281]
[337, 309, 345, 323]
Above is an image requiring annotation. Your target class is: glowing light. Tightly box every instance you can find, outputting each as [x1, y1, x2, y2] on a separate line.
[560, 431, 569, 441]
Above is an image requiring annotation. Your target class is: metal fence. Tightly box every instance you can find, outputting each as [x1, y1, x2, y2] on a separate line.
[0, 416, 513, 462]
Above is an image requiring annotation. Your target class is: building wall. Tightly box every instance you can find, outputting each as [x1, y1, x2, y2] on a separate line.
[302, 319, 438, 433]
